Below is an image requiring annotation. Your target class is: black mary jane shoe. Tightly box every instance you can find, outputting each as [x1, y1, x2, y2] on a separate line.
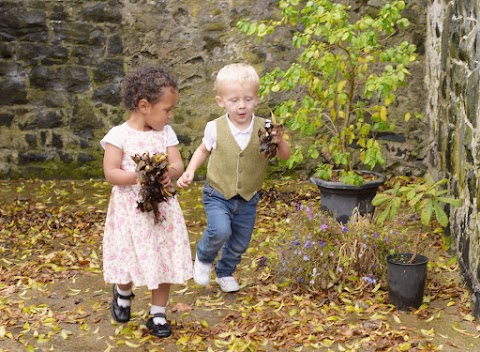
[111, 285, 135, 323]
[146, 313, 172, 338]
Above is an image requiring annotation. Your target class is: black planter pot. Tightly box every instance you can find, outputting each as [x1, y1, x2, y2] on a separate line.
[386, 253, 428, 311]
[310, 171, 385, 223]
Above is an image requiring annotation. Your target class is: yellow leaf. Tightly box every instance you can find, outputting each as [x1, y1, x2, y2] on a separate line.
[380, 106, 387, 121]
[393, 315, 402, 324]
[463, 314, 475, 322]
[337, 80, 347, 93]
[398, 342, 411, 351]
[371, 282, 381, 293]
[125, 341, 140, 348]
[421, 328, 435, 337]
[404, 112, 411, 121]
[447, 301, 456, 307]
[289, 309, 298, 317]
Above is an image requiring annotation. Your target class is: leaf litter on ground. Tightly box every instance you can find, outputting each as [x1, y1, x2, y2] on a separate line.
[0, 178, 479, 351]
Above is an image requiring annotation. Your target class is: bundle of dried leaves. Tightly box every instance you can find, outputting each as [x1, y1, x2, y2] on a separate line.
[258, 111, 284, 159]
[132, 152, 175, 223]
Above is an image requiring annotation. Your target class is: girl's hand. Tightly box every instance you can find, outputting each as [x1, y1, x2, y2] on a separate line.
[161, 172, 172, 188]
[271, 124, 284, 144]
[177, 171, 194, 188]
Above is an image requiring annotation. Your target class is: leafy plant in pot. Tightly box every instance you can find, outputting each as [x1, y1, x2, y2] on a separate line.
[372, 176, 461, 310]
[238, 0, 422, 222]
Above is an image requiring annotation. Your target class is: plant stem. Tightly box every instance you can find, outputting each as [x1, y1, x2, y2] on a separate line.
[408, 229, 421, 264]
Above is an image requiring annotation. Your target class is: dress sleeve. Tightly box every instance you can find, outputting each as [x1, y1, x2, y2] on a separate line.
[100, 126, 124, 150]
[165, 125, 179, 147]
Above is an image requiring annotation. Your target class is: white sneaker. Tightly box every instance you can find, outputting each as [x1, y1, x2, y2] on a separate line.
[215, 276, 240, 293]
[193, 254, 211, 286]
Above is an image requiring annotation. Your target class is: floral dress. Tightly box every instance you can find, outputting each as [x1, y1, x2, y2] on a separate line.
[101, 122, 192, 289]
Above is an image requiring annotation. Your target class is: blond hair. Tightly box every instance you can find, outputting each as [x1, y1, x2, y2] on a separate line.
[214, 63, 260, 93]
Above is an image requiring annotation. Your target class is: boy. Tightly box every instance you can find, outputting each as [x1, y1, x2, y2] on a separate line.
[177, 63, 291, 292]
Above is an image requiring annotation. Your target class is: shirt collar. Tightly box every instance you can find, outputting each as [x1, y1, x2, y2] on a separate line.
[225, 113, 255, 135]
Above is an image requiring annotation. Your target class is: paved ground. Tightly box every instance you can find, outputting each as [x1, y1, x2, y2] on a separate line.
[1, 179, 479, 351]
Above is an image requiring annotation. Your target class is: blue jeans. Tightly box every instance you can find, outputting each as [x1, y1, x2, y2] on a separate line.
[196, 182, 260, 278]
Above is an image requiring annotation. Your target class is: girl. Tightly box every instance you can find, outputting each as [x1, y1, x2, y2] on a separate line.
[100, 65, 192, 338]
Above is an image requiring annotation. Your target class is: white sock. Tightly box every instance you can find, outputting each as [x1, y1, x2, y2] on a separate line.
[116, 286, 132, 308]
[150, 305, 167, 325]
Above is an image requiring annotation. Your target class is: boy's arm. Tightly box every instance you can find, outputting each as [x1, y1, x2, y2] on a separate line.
[177, 143, 210, 188]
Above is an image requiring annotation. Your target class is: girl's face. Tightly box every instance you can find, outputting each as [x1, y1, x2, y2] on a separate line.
[215, 81, 259, 129]
[142, 87, 179, 131]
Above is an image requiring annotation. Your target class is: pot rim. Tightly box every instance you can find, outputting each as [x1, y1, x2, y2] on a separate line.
[386, 252, 429, 265]
[310, 170, 385, 190]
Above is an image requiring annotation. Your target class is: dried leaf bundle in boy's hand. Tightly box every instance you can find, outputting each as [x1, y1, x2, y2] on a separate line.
[132, 152, 176, 223]
[258, 110, 284, 159]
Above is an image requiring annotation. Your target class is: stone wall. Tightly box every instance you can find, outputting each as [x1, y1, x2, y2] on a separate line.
[0, 0, 428, 178]
[426, 0, 480, 315]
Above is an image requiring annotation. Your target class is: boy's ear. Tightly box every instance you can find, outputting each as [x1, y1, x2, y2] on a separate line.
[215, 96, 225, 108]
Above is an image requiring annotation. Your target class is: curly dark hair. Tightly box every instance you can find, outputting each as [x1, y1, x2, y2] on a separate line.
[121, 65, 178, 111]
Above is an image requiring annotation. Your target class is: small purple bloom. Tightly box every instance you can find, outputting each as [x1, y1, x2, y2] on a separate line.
[342, 226, 348, 232]
[320, 223, 328, 231]
[303, 255, 309, 261]
[306, 206, 312, 220]
[361, 274, 376, 285]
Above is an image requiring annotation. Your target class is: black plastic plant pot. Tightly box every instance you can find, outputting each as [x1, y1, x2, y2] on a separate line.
[386, 253, 428, 311]
[310, 171, 385, 224]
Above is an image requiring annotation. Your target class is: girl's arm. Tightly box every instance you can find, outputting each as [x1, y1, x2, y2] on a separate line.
[103, 143, 137, 186]
[161, 145, 184, 188]
[271, 126, 292, 160]
[177, 143, 210, 188]
[276, 138, 291, 160]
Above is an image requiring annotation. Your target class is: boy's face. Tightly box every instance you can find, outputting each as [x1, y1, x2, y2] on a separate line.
[215, 81, 259, 128]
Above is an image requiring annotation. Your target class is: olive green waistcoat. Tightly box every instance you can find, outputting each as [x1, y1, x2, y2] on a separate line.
[207, 115, 269, 200]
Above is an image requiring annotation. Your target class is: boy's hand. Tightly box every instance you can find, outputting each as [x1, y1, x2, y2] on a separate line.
[177, 171, 194, 188]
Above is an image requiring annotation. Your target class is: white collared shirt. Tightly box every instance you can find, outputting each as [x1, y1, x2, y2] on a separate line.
[202, 113, 255, 151]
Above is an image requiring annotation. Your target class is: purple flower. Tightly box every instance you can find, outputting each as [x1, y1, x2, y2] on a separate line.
[342, 226, 348, 232]
[320, 223, 328, 231]
[306, 206, 312, 220]
[374, 232, 379, 239]
[304, 240, 312, 248]
[361, 274, 376, 285]
[296, 202, 303, 211]
[303, 255, 309, 261]
[319, 241, 326, 247]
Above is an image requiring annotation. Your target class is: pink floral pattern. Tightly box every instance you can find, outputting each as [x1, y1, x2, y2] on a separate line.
[102, 123, 192, 289]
